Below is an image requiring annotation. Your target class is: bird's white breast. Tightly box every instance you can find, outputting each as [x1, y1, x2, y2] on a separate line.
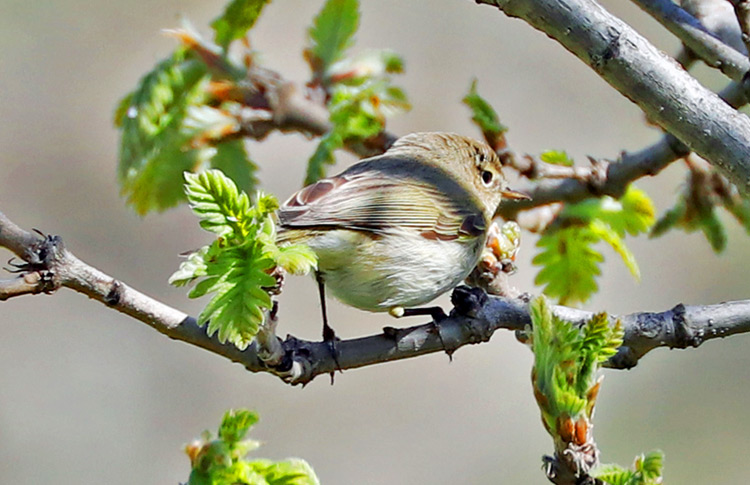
[308, 228, 484, 312]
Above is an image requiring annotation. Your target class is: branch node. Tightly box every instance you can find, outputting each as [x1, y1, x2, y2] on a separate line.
[104, 280, 123, 306]
[671, 302, 703, 348]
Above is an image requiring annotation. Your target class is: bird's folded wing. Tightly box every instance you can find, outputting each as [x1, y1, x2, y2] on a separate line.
[279, 171, 484, 241]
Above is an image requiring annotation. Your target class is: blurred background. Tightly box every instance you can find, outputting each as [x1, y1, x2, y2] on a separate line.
[1, 0, 749, 483]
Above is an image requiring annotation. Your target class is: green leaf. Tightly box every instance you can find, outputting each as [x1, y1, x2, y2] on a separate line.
[618, 187, 656, 235]
[270, 244, 318, 275]
[169, 245, 210, 287]
[175, 169, 316, 349]
[534, 187, 655, 305]
[589, 220, 640, 280]
[184, 170, 253, 238]
[463, 79, 507, 147]
[639, 450, 664, 479]
[257, 459, 321, 485]
[561, 187, 655, 237]
[699, 208, 727, 252]
[219, 409, 259, 445]
[540, 150, 574, 166]
[211, 0, 270, 50]
[192, 240, 276, 349]
[592, 465, 633, 485]
[307, 0, 360, 75]
[534, 227, 603, 306]
[530, 297, 622, 451]
[186, 409, 320, 485]
[116, 48, 210, 214]
[593, 451, 664, 485]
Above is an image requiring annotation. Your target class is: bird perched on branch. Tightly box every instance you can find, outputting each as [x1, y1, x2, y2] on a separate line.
[277, 132, 527, 345]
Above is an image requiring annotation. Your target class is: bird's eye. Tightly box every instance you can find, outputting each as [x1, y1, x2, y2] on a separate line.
[481, 170, 494, 185]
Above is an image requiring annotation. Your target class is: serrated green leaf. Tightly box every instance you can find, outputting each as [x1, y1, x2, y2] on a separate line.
[219, 409, 259, 445]
[589, 220, 640, 280]
[534, 227, 603, 306]
[186, 409, 320, 485]
[307, 0, 359, 75]
[211, 0, 269, 50]
[463, 79, 507, 146]
[271, 244, 318, 275]
[561, 187, 655, 237]
[192, 241, 276, 349]
[169, 245, 211, 286]
[184, 169, 252, 238]
[116, 49, 210, 214]
[619, 187, 656, 235]
[639, 450, 664, 479]
[592, 465, 633, 485]
[535, 187, 653, 305]
[531, 296, 623, 454]
[540, 150, 573, 166]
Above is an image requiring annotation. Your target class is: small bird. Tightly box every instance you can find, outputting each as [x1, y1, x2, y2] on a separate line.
[277, 132, 526, 343]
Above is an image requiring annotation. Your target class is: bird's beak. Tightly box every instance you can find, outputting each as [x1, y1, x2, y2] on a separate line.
[500, 188, 531, 200]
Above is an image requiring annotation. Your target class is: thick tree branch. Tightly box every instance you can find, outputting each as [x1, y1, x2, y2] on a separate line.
[2, 210, 749, 385]
[633, 0, 750, 81]
[474, 0, 750, 194]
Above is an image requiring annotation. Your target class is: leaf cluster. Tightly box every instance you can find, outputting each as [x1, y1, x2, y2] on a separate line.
[529, 296, 623, 445]
[533, 186, 655, 305]
[115, 0, 270, 215]
[186, 409, 319, 485]
[304, 0, 410, 184]
[651, 162, 750, 252]
[592, 451, 664, 485]
[170, 169, 316, 349]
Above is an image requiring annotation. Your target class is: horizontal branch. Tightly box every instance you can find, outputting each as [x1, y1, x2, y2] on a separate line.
[2, 210, 749, 384]
[476, 0, 750, 194]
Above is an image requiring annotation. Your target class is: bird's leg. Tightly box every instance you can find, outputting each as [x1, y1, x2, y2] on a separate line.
[316, 271, 341, 375]
[389, 306, 451, 358]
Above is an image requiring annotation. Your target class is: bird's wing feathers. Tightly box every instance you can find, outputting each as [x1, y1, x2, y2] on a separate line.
[279, 169, 484, 241]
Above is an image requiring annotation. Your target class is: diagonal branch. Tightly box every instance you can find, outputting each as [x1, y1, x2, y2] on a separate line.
[474, 0, 750, 194]
[632, 0, 750, 81]
[730, 0, 750, 55]
[2, 210, 750, 385]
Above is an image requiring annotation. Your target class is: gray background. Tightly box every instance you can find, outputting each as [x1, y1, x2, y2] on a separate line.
[1, 0, 749, 483]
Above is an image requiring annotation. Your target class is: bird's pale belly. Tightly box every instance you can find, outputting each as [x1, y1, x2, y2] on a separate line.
[308, 229, 484, 312]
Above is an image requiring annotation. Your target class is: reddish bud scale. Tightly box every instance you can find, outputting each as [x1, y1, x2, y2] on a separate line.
[557, 415, 575, 444]
[574, 416, 589, 446]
